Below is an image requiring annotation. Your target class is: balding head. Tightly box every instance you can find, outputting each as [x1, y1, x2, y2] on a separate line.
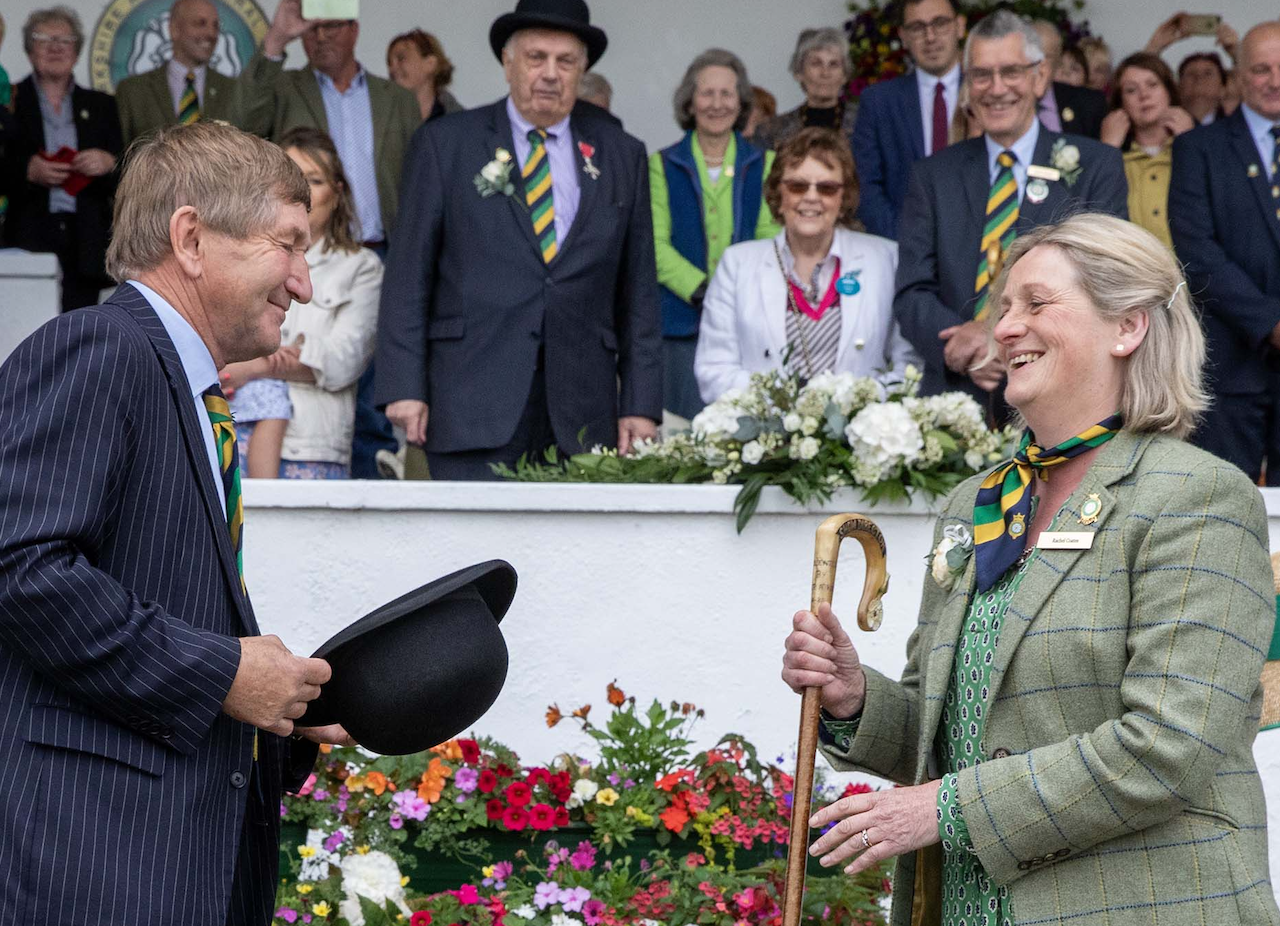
[1032, 19, 1062, 70]
[1240, 20, 1280, 120]
[169, 0, 218, 68]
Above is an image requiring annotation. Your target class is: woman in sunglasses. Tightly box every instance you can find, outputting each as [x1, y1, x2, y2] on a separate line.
[695, 127, 918, 402]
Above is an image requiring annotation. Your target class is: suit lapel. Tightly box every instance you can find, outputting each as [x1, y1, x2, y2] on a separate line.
[903, 71, 925, 159]
[146, 67, 177, 125]
[830, 232, 865, 366]
[761, 244, 788, 352]
[985, 431, 1151, 704]
[963, 139, 992, 230]
[367, 74, 391, 172]
[1228, 114, 1280, 253]
[110, 285, 259, 636]
[557, 116, 598, 260]
[1015, 128, 1063, 232]
[491, 100, 545, 262]
[297, 70, 329, 133]
[205, 70, 230, 118]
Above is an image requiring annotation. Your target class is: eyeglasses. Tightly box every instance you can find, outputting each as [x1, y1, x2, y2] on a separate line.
[967, 63, 1040, 89]
[781, 179, 845, 198]
[31, 33, 78, 48]
[309, 20, 355, 36]
[901, 16, 957, 39]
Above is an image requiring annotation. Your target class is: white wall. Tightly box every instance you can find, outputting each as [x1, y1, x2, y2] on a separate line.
[3, 0, 1275, 153]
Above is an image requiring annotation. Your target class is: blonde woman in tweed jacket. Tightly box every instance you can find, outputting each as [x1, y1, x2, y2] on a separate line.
[783, 213, 1279, 926]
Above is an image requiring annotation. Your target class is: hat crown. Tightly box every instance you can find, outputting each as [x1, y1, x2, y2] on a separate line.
[512, 0, 592, 26]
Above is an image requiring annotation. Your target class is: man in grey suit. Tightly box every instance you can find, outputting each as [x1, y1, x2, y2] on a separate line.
[894, 10, 1127, 406]
[115, 0, 237, 147]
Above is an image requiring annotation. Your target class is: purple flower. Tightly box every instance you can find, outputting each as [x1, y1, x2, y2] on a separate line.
[534, 881, 560, 910]
[583, 899, 606, 925]
[336, 799, 348, 813]
[279, 803, 288, 819]
[623, 779, 635, 789]
[275, 907, 298, 924]
[493, 861, 513, 881]
[569, 841, 596, 871]
[323, 831, 345, 852]
[338, 785, 350, 798]
[389, 813, 404, 830]
[607, 772, 621, 786]
[454, 767, 479, 793]
[639, 859, 650, 871]
[392, 790, 430, 821]
[559, 886, 591, 912]
[312, 790, 329, 802]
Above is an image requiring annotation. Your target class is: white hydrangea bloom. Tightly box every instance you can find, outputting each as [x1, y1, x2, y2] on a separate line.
[337, 851, 410, 926]
[845, 403, 924, 481]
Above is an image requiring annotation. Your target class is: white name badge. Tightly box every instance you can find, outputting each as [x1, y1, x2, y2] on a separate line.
[1036, 531, 1095, 550]
[1027, 164, 1062, 182]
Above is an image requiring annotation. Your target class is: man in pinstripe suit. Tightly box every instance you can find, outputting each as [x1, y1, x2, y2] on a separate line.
[0, 122, 352, 925]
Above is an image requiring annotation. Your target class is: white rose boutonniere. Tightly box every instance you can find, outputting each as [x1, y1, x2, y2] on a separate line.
[474, 147, 516, 198]
[926, 524, 973, 590]
[1049, 138, 1082, 187]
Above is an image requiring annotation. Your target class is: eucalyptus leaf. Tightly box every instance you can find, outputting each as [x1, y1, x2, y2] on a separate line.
[733, 417, 761, 442]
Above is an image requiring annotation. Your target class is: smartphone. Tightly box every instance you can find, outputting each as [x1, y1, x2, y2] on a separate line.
[301, 0, 359, 20]
[1181, 14, 1221, 36]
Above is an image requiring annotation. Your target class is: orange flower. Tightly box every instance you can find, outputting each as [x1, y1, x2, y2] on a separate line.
[572, 704, 591, 720]
[364, 771, 388, 796]
[546, 704, 563, 728]
[417, 757, 453, 803]
[431, 740, 463, 760]
[606, 681, 626, 706]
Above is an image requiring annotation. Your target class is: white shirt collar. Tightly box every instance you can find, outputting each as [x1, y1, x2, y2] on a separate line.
[314, 65, 367, 92]
[984, 118, 1040, 174]
[507, 96, 571, 141]
[917, 63, 961, 94]
[167, 58, 206, 80]
[127, 280, 218, 398]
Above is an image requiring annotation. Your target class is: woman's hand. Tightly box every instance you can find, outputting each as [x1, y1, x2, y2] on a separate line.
[1144, 12, 1188, 53]
[220, 357, 270, 398]
[1161, 106, 1196, 137]
[782, 602, 865, 719]
[71, 148, 116, 177]
[27, 154, 71, 188]
[1099, 108, 1131, 148]
[807, 780, 942, 876]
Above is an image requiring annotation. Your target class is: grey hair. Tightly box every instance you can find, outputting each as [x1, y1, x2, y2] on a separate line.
[983, 213, 1208, 440]
[23, 5, 84, 56]
[963, 9, 1045, 70]
[788, 27, 851, 78]
[672, 48, 754, 133]
[578, 71, 612, 102]
[502, 29, 588, 64]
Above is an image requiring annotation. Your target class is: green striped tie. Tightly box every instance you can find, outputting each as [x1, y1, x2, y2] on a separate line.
[973, 150, 1018, 320]
[523, 128, 558, 263]
[178, 70, 200, 125]
[202, 386, 244, 590]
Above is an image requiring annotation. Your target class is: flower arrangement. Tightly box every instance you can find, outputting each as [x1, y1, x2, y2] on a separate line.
[272, 684, 891, 925]
[497, 368, 1015, 531]
[843, 0, 1093, 101]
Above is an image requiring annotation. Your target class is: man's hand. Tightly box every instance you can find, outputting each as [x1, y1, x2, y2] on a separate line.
[263, 0, 310, 58]
[294, 723, 359, 748]
[939, 320, 989, 374]
[1217, 21, 1239, 60]
[28, 155, 72, 188]
[617, 416, 658, 455]
[71, 148, 116, 177]
[386, 400, 429, 445]
[1269, 320, 1280, 353]
[222, 635, 331, 737]
[1144, 12, 1188, 53]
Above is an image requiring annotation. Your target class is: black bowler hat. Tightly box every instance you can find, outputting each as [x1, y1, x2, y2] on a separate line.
[298, 560, 516, 756]
[489, 0, 608, 68]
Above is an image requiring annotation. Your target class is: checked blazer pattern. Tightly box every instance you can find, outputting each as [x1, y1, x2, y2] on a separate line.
[821, 431, 1279, 925]
[0, 285, 316, 926]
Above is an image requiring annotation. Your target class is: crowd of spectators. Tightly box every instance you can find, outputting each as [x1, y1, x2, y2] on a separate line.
[1, 0, 1278, 483]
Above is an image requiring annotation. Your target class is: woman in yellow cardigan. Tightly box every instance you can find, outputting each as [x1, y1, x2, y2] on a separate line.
[1100, 52, 1196, 248]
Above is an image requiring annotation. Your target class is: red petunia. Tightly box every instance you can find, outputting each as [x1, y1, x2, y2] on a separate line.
[528, 803, 556, 831]
[526, 767, 548, 787]
[410, 912, 432, 926]
[477, 769, 498, 793]
[554, 805, 570, 826]
[485, 798, 505, 821]
[503, 805, 530, 831]
[505, 781, 532, 807]
[495, 763, 515, 778]
[457, 739, 481, 764]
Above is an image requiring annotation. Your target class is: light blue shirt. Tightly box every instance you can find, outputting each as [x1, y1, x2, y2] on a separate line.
[315, 67, 382, 243]
[166, 58, 207, 113]
[507, 96, 581, 246]
[984, 118, 1040, 203]
[1240, 103, 1280, 181]
[33, 80, 77, 215]
[128, 280, 225, 512]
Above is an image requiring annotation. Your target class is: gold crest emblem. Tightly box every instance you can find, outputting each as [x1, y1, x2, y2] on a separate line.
[1248, 164, 1261, 178]
[1079, 493, 1102, 525]
[1009, 513, 1026, 537]
[1062, 106, 1075, 123]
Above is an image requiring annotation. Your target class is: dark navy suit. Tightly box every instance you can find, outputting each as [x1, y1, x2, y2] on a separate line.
[0, 284, 315, 925]
[893, 127, 1128, 404]
[1169, 109, 1280, 482]
[852, 71, 927, 239]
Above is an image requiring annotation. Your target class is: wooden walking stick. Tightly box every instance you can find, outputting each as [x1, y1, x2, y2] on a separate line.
[782, 513, 890, 926]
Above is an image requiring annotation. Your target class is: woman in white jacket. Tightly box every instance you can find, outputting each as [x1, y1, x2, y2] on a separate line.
[222, 127, 383, 478]
[694, 127, 919, 402]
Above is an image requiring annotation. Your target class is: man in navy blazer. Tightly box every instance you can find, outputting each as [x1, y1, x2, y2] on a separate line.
[852, 0, 966, 239]
[377, 0, 661, 480]
[1168, 22, 1280, 482]
[894, 11, 1127, 406]
[0, 122, 348, 926]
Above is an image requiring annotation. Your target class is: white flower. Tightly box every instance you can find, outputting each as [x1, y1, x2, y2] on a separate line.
[551, 916, 584, 926]
[299, 828, 340, 881]
[1054, 144, 1080, 171]
[741, 440, 765, 465]
[964, 449, 986, 471]
[480, 160, 507, 184]
[337, 851, 410, 926]
[844, 402, 924, 480]
[798, 436, 821, 461]
[512, 905, 538, 921]
[931, 537, 958, 588]
[783, 412, 803, 432]
[801, 416, 819, 436]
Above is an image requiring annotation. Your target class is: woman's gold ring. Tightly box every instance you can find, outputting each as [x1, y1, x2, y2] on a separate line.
[860, 828, 871, 850]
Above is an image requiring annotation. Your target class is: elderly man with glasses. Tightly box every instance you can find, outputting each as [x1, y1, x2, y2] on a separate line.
[892, 9, 1127, 411]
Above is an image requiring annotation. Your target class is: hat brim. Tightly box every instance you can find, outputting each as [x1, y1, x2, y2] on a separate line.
[489, 12, 607, 68]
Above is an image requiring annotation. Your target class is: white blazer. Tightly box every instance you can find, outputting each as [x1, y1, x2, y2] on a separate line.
[694, 228, 921, 403]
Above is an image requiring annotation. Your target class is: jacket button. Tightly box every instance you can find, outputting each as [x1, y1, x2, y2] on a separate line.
[545, 276, 555, 286]
[1017, 860, 1032, 871]
[229, 771, 247, 789]
[991, 747, 1011, 759]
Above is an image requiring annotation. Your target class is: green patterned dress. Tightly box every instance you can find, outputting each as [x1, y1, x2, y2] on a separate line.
[933, 550, 1036, 926]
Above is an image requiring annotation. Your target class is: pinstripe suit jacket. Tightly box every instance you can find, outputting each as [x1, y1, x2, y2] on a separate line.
[0, 284, 313, 925]
[822, 430, 1279, 925]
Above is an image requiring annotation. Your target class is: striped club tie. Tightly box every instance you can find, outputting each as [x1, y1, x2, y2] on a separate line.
[178, 70, 200, 125]
[202, 385, 244, 590]
[973, 150, 1018, 320]
[523, 128, 557, 263]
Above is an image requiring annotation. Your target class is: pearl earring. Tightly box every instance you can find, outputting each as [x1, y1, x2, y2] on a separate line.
[1115, 343, 1125, 353]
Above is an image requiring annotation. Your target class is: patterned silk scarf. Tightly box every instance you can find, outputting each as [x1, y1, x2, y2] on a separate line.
[972, 415, 1122, 593]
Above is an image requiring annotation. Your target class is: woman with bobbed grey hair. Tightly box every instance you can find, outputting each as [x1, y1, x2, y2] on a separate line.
[783, 212, 1279, 925]
[650, 48, 779, 421]
[750, 26, 856, 153]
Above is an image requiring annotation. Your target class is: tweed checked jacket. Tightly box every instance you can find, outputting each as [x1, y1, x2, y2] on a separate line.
[821, 430, 1279, 925]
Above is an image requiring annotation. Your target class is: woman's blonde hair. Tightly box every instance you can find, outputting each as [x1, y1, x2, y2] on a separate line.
[985, 213, 1207, 439]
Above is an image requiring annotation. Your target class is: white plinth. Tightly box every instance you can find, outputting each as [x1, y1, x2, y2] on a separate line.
[0, 250, 60, 366]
